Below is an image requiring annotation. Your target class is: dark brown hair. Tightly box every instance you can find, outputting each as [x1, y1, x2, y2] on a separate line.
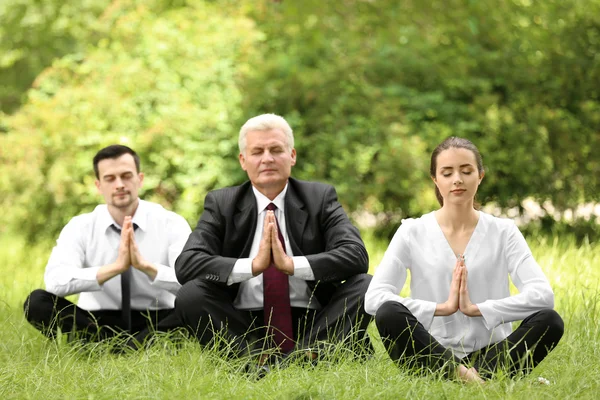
[430, 137, 484, 207]
[93, 145, 140, 179]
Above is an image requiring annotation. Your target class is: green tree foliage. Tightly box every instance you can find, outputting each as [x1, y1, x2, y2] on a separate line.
[1, 0, 598, 242]
[0, 0, 111, 113]
[0, 0, 261, 240]
[244, 0, 600, 218]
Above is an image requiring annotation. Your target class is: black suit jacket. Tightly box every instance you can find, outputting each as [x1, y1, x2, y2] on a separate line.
[175, 178, 369, 306]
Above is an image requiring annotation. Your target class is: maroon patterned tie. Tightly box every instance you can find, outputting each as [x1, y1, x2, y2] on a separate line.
[263, 203, 294, 353]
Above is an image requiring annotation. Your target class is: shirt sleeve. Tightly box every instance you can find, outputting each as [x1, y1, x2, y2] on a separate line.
[291, 256, 315, 280]
[44, 217, 103, 296]
[227, 258, 254, 285]
[477, 222, 555, 329]
[151, 213, 192, 294]
[226, 255, 315, 285]
[365, 220, 437, 330]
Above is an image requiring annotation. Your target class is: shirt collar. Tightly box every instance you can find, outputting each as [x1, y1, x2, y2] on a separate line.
[98, 198, 148, 232]
[252, 184, 288, 214]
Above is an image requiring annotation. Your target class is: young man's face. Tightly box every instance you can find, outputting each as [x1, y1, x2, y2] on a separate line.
[95, 154, 143, 210]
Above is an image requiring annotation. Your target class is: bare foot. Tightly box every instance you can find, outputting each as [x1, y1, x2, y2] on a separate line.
[457, 365, 485, 384]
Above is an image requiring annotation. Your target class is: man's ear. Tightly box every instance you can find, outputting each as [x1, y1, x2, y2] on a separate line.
[239, 153, 247, 171]
[290, 148, 296, 166]
[95, 179, 101, 194]
[138, 172, 144, 187]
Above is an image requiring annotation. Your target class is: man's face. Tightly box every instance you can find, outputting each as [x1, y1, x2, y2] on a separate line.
[239, 129, 296, 195]
[95, 154, 143, 210]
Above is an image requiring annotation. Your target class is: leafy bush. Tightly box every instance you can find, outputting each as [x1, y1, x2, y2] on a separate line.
[244, 0, 600, 219]
[0, 0, 261, 240]
[1, 0, 598, 242]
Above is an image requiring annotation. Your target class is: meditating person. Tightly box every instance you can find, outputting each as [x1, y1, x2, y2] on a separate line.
[365, 136, 563, 382]
[174, 113, 372, 370]
[24, 145, 191, 349]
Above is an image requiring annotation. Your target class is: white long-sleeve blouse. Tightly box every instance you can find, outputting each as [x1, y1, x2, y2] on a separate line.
[365, 211, 555, 358]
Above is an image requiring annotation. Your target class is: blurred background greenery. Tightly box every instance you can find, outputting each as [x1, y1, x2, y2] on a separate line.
[1, 0, 598, 243]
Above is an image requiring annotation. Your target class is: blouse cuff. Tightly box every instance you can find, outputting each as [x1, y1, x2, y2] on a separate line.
[416, 301, 437, 330]
[477, 300, 501, 330]
[401, 299, 437, 330]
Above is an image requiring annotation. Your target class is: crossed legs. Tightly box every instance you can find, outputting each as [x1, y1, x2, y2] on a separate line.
[174, 274, 373, 357]
[23, 289, 181, 347]
[375, 301, 564, 379]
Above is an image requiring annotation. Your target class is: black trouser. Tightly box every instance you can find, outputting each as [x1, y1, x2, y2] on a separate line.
[174, 274, 373, 357]
[23, 289, 182, 348]
[375, 301, 564, 378]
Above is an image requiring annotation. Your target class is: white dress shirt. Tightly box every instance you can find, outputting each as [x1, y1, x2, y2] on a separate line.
[365, 211, 554, 358]
[228, 184, 320, 310]
[44, 199, 192, 311]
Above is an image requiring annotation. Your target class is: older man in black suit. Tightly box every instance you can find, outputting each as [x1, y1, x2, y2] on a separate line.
[174, 113, 372, 362]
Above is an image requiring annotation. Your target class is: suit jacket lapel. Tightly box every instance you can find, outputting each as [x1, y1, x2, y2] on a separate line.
[234, 186, 258, 258]
[285, 182, 308, 255]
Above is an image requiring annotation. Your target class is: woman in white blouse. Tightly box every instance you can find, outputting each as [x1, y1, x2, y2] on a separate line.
[365, 137, 563, 383]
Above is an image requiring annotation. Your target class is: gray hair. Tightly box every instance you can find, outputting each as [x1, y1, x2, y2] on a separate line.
[238, 113, 294, 154]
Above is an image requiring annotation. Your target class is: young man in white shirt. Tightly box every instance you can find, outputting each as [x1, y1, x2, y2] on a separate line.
[23, 145, 191, 348]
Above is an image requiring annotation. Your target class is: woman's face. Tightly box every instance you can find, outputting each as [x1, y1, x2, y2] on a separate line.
[433, 147, 484, 207]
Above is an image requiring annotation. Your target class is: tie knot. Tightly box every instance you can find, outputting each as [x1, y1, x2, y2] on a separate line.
[110, 223, 139, 234]
[266, 203, 277, 212]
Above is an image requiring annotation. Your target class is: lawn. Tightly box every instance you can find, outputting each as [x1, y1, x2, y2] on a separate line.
[1, 232, 598, 399]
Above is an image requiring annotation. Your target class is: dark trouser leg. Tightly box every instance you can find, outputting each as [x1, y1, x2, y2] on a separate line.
[174, 280, 260, 356]
[299, 274, 374, 354]
[375, 301, 460, 374]
[248, 308, 315, 353]
[24, 289, 181, 347]
[129, 309, 183, 349]
[468, 309, 564, 377]
[23, 289, 100, 340]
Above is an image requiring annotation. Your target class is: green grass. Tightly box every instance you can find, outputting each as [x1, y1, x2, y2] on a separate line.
[1, 232, 599, 399]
